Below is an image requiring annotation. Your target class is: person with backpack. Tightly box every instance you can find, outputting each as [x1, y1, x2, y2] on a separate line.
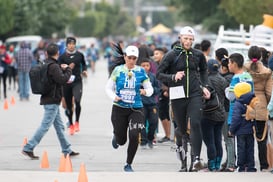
[22, 43, 79, 159]
[156, 26, 210, 172]
[59, 37, 88, 135]
[229, 82, 257, 172]
[201, 59, 228, 171]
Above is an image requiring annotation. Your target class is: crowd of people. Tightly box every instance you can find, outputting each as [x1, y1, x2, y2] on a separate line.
[2, 26, 273, 173]
[104, 26, 273, 173]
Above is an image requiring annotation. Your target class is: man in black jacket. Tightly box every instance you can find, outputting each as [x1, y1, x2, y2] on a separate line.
[156, 26, 210, 172]
[22, 43, 79, 159]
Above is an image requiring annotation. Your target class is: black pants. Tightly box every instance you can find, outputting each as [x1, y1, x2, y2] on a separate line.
[141, 105, 159, 144]
[8, 66, 17, 89]
[237, 134, 256, 172]
[63, 81, 83, 125]
[171, 96, 203, 159]
[0, 70, 8, 98]
[201, 118, 224, 160]
[111, 105, 144, 165]
[255, 121, 269, 170]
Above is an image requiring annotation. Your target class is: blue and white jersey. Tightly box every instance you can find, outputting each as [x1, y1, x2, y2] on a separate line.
[110, 65, 150, 108]
[227, 71, 253, 125]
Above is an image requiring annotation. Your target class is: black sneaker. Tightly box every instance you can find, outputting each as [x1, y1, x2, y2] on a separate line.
[22, 150, 39, 160]
[124, 164, 134, 172]
[157, 136, 170, 143]
[70, 151, 80, 156]
[112, 136, 119, 149]
[64, 151, 79, 157]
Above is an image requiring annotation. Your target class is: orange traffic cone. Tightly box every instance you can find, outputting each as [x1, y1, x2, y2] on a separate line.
[3, 99, 9, 110]
[78, 163, 88, 182]
[58, 154, 66, 172]
[64, 154, 73, 172]
[40, 151, 50, 168]
[22, 137, 28, 146]
[10, 96, 16, 105]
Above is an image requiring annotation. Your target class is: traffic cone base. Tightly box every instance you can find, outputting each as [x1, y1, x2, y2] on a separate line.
[10, 96, 16, 105]
[64, 154, 73, 172]
[78, 163, 88, 182]
[58, 154, 66, 172]
[40, 151, 49, 168]
[3, 99, 9, 110]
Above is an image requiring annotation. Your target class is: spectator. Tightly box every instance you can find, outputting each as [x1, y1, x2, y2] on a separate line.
[200, 39, 211, 62]
[15, 41, 34, 101]
[22, 43, 79, 159]
[244, 45, 272, 172]
[229, 82, 257, 172]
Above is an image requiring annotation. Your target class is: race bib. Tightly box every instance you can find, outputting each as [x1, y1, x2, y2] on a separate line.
[170, 86, 185, 100]
[120, 89, 136, 103]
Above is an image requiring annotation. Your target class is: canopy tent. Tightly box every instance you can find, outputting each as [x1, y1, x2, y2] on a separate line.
[149, 23, 172, 34]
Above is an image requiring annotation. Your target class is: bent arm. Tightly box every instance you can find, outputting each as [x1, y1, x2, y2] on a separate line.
[105, 78, 117, 101]
[142, 80, 153, 97]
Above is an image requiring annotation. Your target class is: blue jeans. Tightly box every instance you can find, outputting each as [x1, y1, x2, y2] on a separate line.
[23, 104, 72, 155]
[18, 71, 30, 99]
[201, 118, 224, 160]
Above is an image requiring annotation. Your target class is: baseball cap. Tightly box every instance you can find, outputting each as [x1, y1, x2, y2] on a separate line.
[207, 59, 220, 73]
[180, 26, 195, 37]
[125, 45, 139, 57]
[234, 82, 252, 98]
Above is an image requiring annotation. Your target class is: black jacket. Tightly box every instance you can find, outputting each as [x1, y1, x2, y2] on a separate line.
[58, 51, 87, 83]
[156, 47, 208, 98]
[40, 58, 72, 105]
[202, 72, 228, 122]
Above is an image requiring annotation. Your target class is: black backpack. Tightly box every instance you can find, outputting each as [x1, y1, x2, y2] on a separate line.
[29, 62, 53, 95]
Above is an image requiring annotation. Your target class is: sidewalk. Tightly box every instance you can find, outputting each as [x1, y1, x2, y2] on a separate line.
[0, 171, 271, 182]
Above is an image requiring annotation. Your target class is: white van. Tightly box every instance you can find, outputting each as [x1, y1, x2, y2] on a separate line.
[5, 35, 42, 52]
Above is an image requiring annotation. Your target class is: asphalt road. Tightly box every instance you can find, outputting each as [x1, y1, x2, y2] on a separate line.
[0, 59, 271, 181]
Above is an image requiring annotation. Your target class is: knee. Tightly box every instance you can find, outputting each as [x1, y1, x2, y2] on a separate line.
[175, 127, 183, 137]
[116, 136, 127, 145]
[190, 120, 201, 130]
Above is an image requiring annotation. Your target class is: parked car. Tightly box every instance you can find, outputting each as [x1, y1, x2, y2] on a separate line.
[5, 35, 42, 52]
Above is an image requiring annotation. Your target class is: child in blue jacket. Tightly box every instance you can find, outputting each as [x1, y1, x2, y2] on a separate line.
[229, 82, 257, 172]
